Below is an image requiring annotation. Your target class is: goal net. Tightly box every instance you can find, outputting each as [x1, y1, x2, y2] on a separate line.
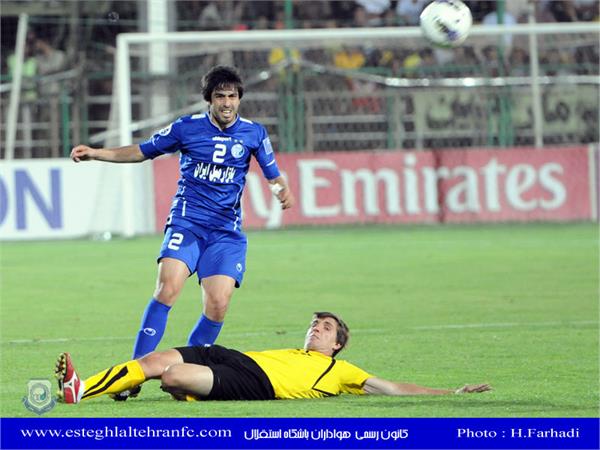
[108, 23, 599, 152]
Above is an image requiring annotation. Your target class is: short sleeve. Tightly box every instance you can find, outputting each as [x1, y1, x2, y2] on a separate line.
[338, 361, 373, 395]
[253, 125, 281, 180]
[139, 119, 182, 160]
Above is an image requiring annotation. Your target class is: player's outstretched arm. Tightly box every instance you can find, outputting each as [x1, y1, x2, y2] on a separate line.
[363, 377, 491, 396]
[268, 176, 295, 210]
[71, 144, 146, 163]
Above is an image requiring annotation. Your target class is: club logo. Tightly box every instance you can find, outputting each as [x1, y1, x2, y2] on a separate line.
[23, 379, 56, 415]
[143, 328, 157, 336]
[158, 124, 172, 136]
[236, 263, 243, 272]
[231, 144, 245, 158]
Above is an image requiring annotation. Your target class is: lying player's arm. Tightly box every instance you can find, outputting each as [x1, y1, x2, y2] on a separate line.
[363, 377, 491, 396]
[268, 176, 295, 210]
[71, 144, 146, 163]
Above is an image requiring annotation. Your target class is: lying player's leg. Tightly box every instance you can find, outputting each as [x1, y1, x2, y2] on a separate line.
[160, 363, 214, 400]
[55, 349, 184, 403]
[163, 346, 275, 401]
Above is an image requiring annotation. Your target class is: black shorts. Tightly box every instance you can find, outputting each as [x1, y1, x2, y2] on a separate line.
[174, 345, 275, 401]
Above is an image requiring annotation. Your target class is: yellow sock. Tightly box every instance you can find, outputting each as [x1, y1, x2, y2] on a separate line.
[81, 360, 145, 401]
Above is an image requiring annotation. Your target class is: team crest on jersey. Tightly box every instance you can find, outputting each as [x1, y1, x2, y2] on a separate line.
[158, 124, 172, 136]
[231, 144, 245, 159]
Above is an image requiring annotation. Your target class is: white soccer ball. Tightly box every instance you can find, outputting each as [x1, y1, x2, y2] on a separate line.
[419, 0, 473, 48]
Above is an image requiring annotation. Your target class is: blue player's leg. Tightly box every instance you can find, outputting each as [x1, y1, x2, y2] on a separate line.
[188, 231, 246, 347]
[133, 258, 190, 359]
[113, 258, 190, 402]
[187, 275, 235, 346]
[131, 225, 201, 363]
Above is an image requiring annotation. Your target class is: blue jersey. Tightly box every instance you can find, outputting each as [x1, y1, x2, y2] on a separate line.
[140, 113, 281, 231]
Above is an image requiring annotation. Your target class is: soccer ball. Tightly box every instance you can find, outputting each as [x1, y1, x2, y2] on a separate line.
[419, 0, 473, 48]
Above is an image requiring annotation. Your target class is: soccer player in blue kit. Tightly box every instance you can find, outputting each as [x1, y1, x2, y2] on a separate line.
[70, 66, 294, 399]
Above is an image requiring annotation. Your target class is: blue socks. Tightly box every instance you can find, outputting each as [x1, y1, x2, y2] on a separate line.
[132, 300, 223, 355]
[132, 298, 171, 359]
[187, 314, 223, 347]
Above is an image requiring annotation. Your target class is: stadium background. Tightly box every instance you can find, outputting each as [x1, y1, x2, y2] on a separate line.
[1, 0, 598, 419]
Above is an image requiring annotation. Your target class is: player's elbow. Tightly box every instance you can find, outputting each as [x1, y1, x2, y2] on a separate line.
[378, 384, 405, 396]
[364, 377, 404, 396]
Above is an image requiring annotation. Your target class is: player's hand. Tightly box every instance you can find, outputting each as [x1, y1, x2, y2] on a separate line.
[277, 186, 295, 210]
[455, 383, 491, 394]
[70, 145, 97, 163]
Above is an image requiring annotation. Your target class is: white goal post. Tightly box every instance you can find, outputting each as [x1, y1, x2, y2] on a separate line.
[115, 22, 600, 147]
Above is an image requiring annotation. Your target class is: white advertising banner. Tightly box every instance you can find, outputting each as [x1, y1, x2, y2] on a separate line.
[0, 160, 154, 240]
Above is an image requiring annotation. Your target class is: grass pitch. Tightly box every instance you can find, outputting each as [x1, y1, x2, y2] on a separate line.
[1, 223, 598, 418]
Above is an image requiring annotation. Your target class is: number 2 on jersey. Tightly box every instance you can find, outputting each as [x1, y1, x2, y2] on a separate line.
[212, 143, 227, 163]
[168, 232, 184, 250]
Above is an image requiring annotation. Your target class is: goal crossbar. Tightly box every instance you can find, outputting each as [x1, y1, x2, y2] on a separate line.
[116, 22, 600, 145]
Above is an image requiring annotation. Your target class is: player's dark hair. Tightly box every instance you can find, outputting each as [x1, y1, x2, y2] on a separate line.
[202, 65, 244, 102]
[313, 312, 350, 357]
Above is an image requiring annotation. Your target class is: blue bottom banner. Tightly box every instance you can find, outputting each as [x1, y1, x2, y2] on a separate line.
[2, 417, 598, 449]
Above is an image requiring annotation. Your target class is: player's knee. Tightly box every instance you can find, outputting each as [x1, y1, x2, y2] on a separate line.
[138, 352, 169, 378]
[160, 365, 185, 389]
[153, 281, 182, 305]
[204, 297, 230, 321]
[204, 289, 233, 314]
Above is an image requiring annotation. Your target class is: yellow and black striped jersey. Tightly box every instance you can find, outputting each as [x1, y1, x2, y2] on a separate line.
[244, 349, 372, 400]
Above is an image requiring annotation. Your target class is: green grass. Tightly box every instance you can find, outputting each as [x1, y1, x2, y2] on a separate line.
[1, 223, 598, 417]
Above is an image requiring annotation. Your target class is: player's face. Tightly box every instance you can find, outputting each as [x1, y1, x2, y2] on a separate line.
[304, 316, 342, 357]
[209, 86, 240, 128]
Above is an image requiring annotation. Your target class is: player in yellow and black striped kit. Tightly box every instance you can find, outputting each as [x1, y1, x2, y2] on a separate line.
[55, 312, 490, 404]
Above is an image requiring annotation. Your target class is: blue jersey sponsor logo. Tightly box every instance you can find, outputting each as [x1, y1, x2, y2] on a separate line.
[212, 136, 231, 142]
[194, 162, 236, 184]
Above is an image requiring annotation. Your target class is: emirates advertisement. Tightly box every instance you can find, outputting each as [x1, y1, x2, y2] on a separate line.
[152, 146, 597, 231]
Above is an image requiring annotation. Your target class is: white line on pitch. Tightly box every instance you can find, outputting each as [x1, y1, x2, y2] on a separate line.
[3, 328, 384, 345]
[3, 321, 596, 345]
[411, 320, 598, 330]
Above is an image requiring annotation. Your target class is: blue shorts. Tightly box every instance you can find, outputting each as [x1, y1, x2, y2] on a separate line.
[158, 224, 247, 287]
